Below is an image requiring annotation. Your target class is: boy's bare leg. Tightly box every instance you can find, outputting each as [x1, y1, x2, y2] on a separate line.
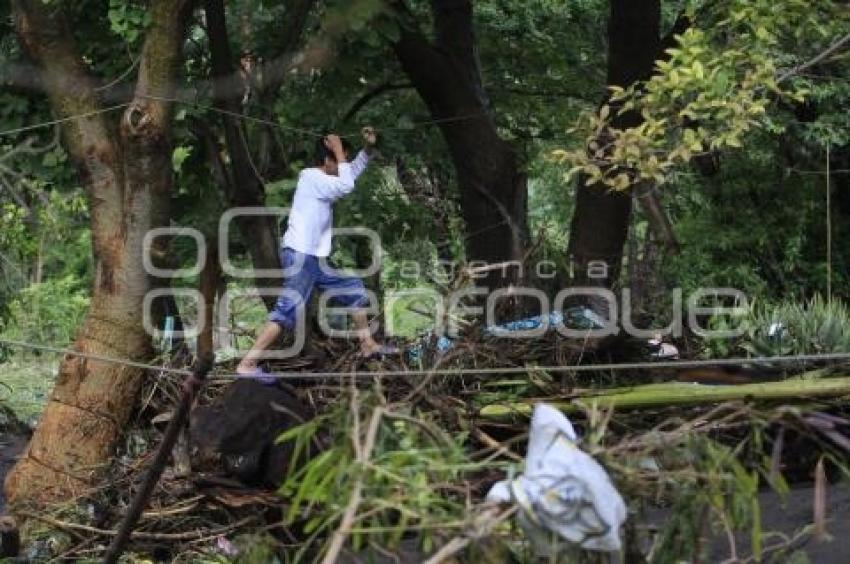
[353, 310, 387, 356]
[236, 322, 283, 373]
[238, 312, 391, 370]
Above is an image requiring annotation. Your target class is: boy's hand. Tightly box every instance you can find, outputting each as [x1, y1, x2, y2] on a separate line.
[361, 126, 377, 147]
[324, 134, 346, 161]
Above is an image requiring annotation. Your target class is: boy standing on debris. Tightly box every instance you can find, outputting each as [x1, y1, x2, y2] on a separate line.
[236, 128, 396, 380]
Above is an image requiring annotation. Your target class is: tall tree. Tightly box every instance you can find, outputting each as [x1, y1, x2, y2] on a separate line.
[4, 0, 194, 506]
[199, 0, 316, 309]
[391, 0, 528, 286]
[565, 0, 661, 296]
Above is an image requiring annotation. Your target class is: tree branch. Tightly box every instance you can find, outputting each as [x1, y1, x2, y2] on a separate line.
[120, 0, 196, 232]
[204, 0, 267, 204]
[128, 0, 196, 135]
[203, 0, 282, 308]
[430, 0, 489, 110]
[189, 117, 234, 197]
[263, 0, 317, 93]
[342, 81, 412, 123]
[11, 0, 123, 237]
[778, 32, 850, 83]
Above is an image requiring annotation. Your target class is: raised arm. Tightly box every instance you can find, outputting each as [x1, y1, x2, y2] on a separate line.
[348, 126, 377, 180]
[311, 130, 375, 201]
[347, 149, 370, 179]
[308, 153, 368, 201]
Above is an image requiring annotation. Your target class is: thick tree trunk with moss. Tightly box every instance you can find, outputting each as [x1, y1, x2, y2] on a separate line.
[392, 0, 528, 287]
[4, 0, 191, 507]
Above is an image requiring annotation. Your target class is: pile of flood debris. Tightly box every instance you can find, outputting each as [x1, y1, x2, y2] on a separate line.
[3, 323, 850, 562]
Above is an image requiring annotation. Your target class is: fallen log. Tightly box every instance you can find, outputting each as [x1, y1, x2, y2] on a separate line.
[478, 372, 850, 420]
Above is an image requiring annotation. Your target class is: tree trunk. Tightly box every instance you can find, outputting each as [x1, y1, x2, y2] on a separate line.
[4, 0, 192, 507]
[392, 0, 528, 288]
[204, 0, 281, 309]
[198, 241, 221, 362]
[566, 0, 661, 295]
[202, 0, 316, 310]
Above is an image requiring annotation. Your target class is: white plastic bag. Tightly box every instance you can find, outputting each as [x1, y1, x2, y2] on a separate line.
[486, 403, 626, 553]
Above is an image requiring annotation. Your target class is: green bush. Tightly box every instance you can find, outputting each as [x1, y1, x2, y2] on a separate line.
[1, 274, 89, 347]
[277, 392, 480, 559]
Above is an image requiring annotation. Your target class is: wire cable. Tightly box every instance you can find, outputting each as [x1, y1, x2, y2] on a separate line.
[140, 94, 328, 138]
[0, 338, 191, 377]
[0, 103, 130, 138]
[0, 93, 486, 141]
[3, 337, 850, 382]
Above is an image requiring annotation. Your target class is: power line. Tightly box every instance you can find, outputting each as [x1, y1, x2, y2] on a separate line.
[0, 338, 191, 377]
[2, 336, 850, 382]
[0, 93, 488, 141]
[217, 351, 850, 381]
[140, 94, 328, 138]
[0, 103, 130, 138]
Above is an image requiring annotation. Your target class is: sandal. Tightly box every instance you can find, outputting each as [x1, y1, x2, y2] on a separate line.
[236, 366, 277, 386]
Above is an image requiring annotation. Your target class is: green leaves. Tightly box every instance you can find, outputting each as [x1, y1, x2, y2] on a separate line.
[740, 296, 850, 358]
[171, 146, 192, 173]
[276, 393, 489, 557]
[107, 0, 151, 45]
[552, 0, 849, 191]
[1, 274, 90, 347]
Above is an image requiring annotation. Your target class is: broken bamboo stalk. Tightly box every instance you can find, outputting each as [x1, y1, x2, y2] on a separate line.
[478, 373, 850, 420]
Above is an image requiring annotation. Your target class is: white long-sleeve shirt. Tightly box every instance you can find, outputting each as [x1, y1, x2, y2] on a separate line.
[282, 150, 370, 257]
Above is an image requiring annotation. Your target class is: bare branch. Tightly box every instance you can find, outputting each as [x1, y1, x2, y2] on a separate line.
[343, 81, 413, 123]
[778, 32, 850, 83]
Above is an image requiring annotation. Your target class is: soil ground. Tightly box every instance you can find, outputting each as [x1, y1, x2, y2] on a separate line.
[646, 483, 850, 563]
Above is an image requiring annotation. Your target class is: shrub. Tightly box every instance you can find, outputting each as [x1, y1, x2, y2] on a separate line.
[1, 275, 89, 347]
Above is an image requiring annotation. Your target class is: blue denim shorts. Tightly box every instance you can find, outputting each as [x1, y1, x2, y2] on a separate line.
[268, 247, 369, 329]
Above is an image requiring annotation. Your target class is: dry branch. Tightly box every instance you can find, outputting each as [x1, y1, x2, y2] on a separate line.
[422, 504, 518, 564]
[17, 511, 254, 541]
[322, 405, 384, 564]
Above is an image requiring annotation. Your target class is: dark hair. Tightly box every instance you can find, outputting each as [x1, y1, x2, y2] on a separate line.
[313, 134, 352, 165]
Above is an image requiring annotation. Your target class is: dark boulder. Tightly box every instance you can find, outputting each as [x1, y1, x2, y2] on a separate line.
[190, 380, 310, 487]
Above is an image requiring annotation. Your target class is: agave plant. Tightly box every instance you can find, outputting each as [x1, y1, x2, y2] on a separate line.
[740, 296, 850, 358]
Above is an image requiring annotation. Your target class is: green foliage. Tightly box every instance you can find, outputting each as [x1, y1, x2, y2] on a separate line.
[277, 393, 487, 560]
[1, 275, 89, 346]
[649, 434, 768, 563]
[333, 166, 439, 268]
[697, 295, 850, 361]
[107, 0, 151, 45]
[741, 296, 850, 357]
[554, 0, 849, 190]
[0, 356, 56, 423]
[1, 1, 849, 561]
